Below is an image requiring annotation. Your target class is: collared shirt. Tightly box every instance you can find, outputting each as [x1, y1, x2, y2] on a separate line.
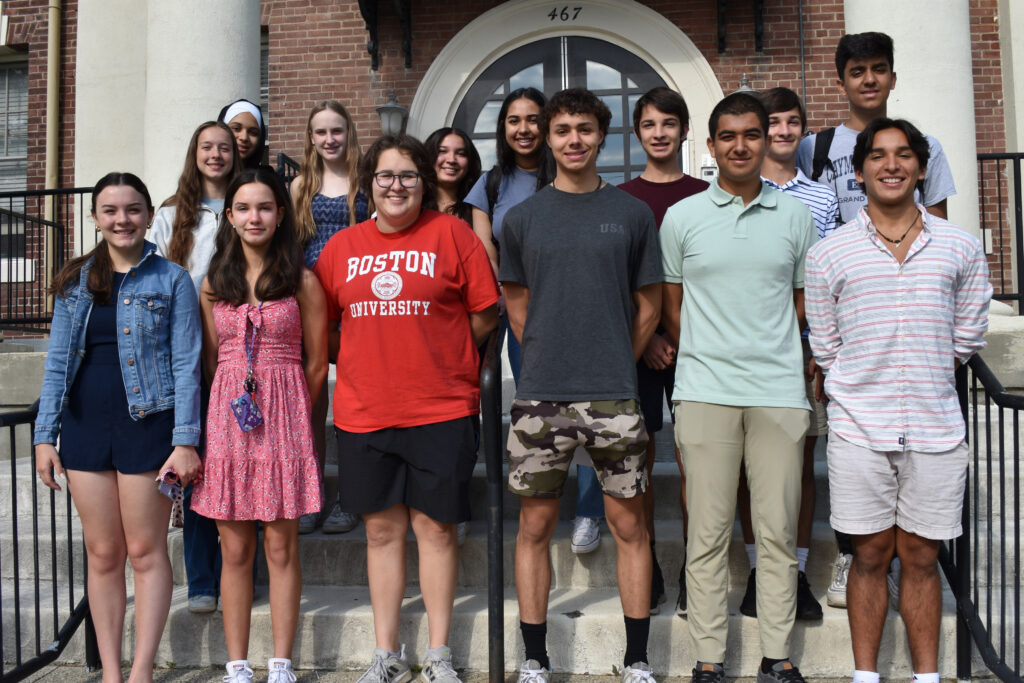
[660, 178, 816, 410]
[805, 206, 992, 452]
[762, 168, 840, 239]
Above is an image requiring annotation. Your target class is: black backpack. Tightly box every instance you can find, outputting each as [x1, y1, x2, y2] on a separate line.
[810, 127, 837, 183]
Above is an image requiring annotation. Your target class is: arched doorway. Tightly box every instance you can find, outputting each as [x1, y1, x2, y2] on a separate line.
[408, 0, 724, 176]
[452, 36, 671, 184]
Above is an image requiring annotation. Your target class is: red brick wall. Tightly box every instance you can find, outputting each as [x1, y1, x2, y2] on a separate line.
[969, 0, 1014, 301]
[3, 0, 77, 191]
[262, 0, 854, 160]
[0, 0, 77, 332]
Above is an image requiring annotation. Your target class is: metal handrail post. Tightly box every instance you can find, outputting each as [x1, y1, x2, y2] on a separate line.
[479, 330, 504, 683]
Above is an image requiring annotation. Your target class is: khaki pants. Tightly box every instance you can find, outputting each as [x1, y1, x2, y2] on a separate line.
[675, 401, 809, 662]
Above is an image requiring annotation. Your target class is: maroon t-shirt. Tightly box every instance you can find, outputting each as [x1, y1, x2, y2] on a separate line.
[618, 174, 710, 228]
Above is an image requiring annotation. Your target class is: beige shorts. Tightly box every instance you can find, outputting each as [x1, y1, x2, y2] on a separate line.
[803, 338, 827, 437]
[827, 434, 968, 540]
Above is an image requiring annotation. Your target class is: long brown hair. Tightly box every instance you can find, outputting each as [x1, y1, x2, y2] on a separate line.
[206, 168, 304, 306]
[294, 101, 362, 245]
[163, 121, 240, 268]
[50, 172, 154, 305]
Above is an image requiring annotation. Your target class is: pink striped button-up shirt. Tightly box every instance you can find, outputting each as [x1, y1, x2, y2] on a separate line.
[805, 206, 992, 452]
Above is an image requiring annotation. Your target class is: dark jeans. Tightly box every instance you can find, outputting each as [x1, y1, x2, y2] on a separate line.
[183, 483, 221, 598]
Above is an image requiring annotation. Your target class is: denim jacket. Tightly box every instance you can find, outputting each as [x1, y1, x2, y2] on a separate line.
[34, 242, 202, 447]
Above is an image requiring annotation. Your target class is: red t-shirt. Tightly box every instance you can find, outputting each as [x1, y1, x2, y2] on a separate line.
[314, 209, 499, 432]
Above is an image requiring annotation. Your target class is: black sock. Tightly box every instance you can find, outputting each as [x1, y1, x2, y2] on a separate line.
[761, 657, 787, 673]
[520, 621, 549, 670]
[623, 615, 650, 667]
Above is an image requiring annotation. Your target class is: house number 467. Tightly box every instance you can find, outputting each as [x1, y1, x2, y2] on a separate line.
[548, 6, 582, 21]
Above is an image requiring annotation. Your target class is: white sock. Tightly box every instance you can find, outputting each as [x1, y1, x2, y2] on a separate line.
[913, 673, 939, 683]
[852, 670, 879, 683]
[746, 543, 757, 569]
[268, 658, 292, 670]
[796, 547, 809, 573]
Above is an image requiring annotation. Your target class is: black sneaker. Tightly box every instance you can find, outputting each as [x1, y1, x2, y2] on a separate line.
[650, 550, 666, 614]
[795, 571, 823, 620]
[739, 568, 757, 617]
[755, 660, 805, 683]
[675, 563, 687, 617]
[691, 662, 724, 683]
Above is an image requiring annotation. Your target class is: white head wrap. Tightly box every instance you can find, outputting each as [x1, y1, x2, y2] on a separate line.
[222, 100, 264, 130]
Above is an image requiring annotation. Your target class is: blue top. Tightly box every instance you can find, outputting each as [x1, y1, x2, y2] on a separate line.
[34, 242, 203, 447]
[464, 166, 539, 243]
[303, 191, 370, 269]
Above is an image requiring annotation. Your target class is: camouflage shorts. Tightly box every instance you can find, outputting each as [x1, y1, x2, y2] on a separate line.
[507, 399, 648, 499]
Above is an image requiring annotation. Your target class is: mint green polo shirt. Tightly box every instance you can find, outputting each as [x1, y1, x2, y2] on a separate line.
[660, 179, 815, 410]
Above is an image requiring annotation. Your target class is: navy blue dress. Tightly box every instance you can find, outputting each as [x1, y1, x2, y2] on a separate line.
[59, 271, 175, 473]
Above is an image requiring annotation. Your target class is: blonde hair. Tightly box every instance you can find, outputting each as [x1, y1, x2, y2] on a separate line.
[294, 100, 362, 245]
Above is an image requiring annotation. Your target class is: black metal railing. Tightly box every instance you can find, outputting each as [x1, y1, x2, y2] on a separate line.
[0, 188, 91, 332]
[479, 329, 503, 683]
[945, 357, 1023, 683]
[978, 153, 1024, 313]
[0, 402, 97, 681]
[276, 153, 300, 191]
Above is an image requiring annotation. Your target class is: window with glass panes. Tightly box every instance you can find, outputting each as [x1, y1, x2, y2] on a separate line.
[0, 61, 27, 259]
[453, 37, 680, 185]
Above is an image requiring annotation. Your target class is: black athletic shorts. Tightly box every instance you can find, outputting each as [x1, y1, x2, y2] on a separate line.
[334, 416, 479, 524]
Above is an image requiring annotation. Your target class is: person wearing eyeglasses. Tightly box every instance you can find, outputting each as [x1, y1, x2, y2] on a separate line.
[312, 135, 499, 683]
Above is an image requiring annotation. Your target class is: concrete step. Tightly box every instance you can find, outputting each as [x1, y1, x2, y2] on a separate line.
[0, 518, 843, 593]
[10, 583, 974, 677]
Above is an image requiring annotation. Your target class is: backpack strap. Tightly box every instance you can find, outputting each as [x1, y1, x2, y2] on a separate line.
[811, 127, 836, 183]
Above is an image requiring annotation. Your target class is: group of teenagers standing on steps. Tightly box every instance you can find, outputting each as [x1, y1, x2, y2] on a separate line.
[31, 26, 990, 683]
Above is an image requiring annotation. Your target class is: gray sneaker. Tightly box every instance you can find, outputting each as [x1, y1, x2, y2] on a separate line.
[188, 594, 216, 613]
[419, 646, 460, 683]
[517, 659, 551, 683]
[357, 647, 412, 683]
[298, 512, 319, 535]
[622, 662, 656, 683]
[756, 660, 806, 683]
[323, 500, 360, 534]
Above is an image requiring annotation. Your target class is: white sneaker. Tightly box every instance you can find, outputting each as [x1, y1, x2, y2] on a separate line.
[322, 500, 360, 534]
[268, 658, 297, 683]
[517, 659, 551, 683]
[570, 517, 600, 554]
[622, 662, 657, 683]
[827, 552, 853, 608]
[223, 660, 254, 683]
[887, 556, 901, 611]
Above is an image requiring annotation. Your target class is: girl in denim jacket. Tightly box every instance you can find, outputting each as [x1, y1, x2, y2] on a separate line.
[34, 172, 203, 683]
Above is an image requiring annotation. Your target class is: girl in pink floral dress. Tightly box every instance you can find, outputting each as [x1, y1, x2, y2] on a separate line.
[192, 167, 327, 683]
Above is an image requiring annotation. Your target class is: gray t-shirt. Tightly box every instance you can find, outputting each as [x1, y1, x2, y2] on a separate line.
[465, 166, 538, 242]
[796, 124, 957, 223]
[499, 183, 662, 401]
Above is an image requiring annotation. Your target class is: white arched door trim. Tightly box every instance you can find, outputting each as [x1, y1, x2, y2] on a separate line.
[408, 0, 724, 173]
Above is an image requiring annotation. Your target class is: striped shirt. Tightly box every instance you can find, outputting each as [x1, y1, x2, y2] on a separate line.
[805, 206, 991, 452]
[762, 169, 840, 239]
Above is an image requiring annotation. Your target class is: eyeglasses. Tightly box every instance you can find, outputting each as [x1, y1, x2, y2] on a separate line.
[373, 172, 421, 189]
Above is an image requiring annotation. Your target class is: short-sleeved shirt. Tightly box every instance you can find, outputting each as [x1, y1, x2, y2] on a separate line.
[314, 210, 500, 432]
[499, 183, 662, 402]
[465, 166, 538, 242]
[762, 168, 840, 240]
[796, 124, 956, 223]
[660, 179, 816, 410]
[618, 174, 710, 227]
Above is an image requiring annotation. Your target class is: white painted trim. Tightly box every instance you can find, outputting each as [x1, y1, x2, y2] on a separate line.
[408, 0, 724, 173]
